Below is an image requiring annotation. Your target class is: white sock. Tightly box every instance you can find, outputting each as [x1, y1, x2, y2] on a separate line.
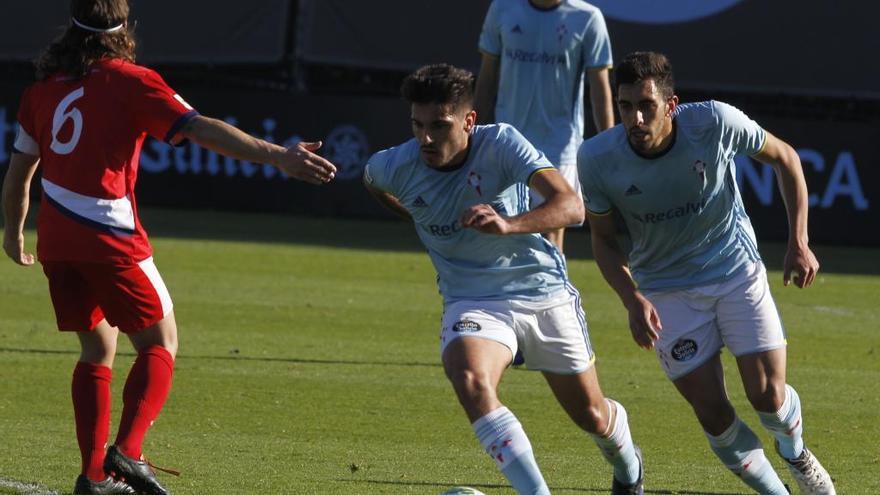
[472, 407, 549, 495]
[589, 399, 640, 485]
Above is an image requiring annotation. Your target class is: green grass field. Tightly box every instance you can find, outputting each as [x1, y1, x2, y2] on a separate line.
[1, 208, 878, 494]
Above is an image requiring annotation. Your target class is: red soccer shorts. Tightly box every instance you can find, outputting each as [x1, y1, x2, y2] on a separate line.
[41, 257, 173, 333]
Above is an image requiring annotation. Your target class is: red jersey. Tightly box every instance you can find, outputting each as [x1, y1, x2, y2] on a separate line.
[14, 58, 197, 263]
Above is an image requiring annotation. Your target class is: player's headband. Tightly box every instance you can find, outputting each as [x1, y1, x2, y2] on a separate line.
[71, 17, 125, 33]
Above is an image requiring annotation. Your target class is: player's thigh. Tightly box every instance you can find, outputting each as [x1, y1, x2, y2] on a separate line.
[41, 261, 104, 332]
[440, 299, 517, 367]
[127, 311, 179, 358]
[77, 319, 120, 366]
[672, 353, 736, 434]
[85, 256, 175, 335]
[716, 262, 786, 358]
[735, 347, 787, 412]
[644, 289, 722, 381]
[543, 366, 608, 432]
[514, 287, 593, 374]
[440, 301, 516, 418]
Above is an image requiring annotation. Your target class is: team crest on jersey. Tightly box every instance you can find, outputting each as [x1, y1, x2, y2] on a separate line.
[693, 160, 707, 182]
[453, 320, 482, 333]
[467, 171, 483, 195]
[671, 339, 698, 361]
[556, 23, 569, 44]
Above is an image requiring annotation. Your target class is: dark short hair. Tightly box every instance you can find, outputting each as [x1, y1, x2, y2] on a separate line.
[35, 0, 136, 80]
[401, 64, 475, 109]
[614, 52, 675, 98]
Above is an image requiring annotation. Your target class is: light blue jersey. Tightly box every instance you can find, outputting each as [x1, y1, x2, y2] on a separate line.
[365, 124, 568, 303]
[578, 101, 767, 290]
[480, 0, 612, 167]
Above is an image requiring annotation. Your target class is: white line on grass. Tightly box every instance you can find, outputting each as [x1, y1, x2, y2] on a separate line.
[0, 478, 59, 495]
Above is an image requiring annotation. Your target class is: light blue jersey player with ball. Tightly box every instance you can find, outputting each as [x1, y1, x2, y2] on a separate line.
[365, 64, 644, 495]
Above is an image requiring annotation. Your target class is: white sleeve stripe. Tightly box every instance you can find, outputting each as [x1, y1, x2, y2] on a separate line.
[14, 125, 40, 156]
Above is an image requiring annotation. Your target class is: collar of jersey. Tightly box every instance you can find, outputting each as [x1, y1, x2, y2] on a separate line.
[422, 138, 473, 173]
[629, 119, 678, 161]
[528, 0, 563, 12]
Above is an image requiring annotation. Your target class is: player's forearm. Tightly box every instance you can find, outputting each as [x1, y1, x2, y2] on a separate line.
[183, 116, 286, 168]
[772, 147, 811, 248]
[2, 158, 36, 239]
[592, 234, 641, 309]
[588, 69, 614, 131]
[365, 185, 411, 221]
[474, 68, 498, 124]
[507, 192, 583, 234]
[474, 85, 497, 125]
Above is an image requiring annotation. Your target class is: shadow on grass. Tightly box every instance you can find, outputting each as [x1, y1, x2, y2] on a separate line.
[333, 477, 750, 494]
[0, 346, 440, 369]
[140, 208, 880, 276]
[7, 206, 880, 275]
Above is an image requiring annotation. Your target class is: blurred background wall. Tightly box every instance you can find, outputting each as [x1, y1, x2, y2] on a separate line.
[0, 0, 877, 244]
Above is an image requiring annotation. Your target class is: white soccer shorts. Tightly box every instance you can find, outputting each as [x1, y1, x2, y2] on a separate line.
[439, 285, 595, 375]
[644, 262, 787, 381]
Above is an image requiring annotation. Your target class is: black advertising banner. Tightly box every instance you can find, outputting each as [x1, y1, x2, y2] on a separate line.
[296, 0, 487, 72]
[594, 0, 880, 98]
[733, 117, 877, 245]
[296, 0, 878, 99]
[0, 1, 290, 64]
[4, 1, 877, 98]
[0, 79, 876, 245]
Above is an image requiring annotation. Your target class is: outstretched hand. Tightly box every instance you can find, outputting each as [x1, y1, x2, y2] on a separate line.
[3, 232, 35, 266]
[460, 204, 510, 235]
[276, 141, 337, 185]
[626, 293, 662, 350]
[783, 243, 819, 288]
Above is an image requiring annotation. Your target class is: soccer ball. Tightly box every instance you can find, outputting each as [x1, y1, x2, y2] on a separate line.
[439, 487, 487, 495]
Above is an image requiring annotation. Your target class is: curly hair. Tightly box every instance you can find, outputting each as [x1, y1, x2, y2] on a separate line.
[400, 64, 475, 109]
[35, 0, 136, 80]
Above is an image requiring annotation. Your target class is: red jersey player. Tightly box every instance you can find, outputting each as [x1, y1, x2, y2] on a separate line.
[1, 1, 337, 494]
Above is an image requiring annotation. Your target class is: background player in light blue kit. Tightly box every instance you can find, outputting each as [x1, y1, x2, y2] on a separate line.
[579, 51, 835, 495]
[364, 64, 644, 495]
[475, 0, 614, 252]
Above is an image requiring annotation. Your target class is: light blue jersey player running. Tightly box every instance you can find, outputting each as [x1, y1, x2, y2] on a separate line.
[475, 0, 615, 251]
[364, 64, 644, 495]
[579, 52, 835, 495]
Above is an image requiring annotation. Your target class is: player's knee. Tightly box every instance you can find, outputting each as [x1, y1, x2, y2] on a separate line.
[77, 334, 118, 366]
[570, 403, 607, 434]
[447, 368, 495, 404]
[129, 320, 178, 359]
[746, 381, 785, 413]
[78, 345, 116, 367]
[159, 340, 178, 360]
[690, 399, 736, 435]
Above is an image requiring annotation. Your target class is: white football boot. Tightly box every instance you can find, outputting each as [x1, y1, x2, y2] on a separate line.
[776, 442, 836, 495]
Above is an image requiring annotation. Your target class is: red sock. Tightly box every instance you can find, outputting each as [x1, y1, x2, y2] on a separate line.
[115, 345, 174, 459]
[72, 361, 113, 481]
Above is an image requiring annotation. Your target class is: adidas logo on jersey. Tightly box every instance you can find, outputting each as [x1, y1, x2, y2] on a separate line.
[413, 196, 428, 207]
[511, 24, 523, 34]
[625, 184, 642, 196]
